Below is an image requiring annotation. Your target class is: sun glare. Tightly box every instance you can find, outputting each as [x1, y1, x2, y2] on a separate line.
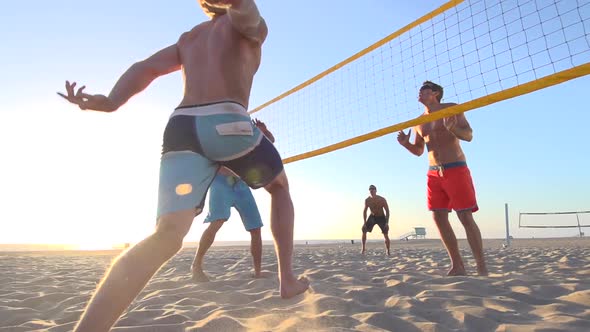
[75, 239, 119, 251]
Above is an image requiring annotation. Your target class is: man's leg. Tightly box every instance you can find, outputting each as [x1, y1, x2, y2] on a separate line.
[74, 209, 195, 332]
[249, 227, 263, 277]
[264, 170, 309, 298]
[192, 220, 225, 282]
[383, 232, 391, 256]
[361, 230, 368, 255]
[233, 182, 264, 278]
[456, 210, 488, 276]
[432, 210, 466, 276]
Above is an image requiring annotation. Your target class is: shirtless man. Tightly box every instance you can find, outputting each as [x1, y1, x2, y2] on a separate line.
[361, 185, 391, 255]
[191, 119, 274, 282]
[58, 1, 308, 331]
[397, 81, 488, 276]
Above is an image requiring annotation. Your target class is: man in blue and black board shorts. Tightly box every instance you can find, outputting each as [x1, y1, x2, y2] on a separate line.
[58, 1, 309, 330]
[191, 119, 275, 282]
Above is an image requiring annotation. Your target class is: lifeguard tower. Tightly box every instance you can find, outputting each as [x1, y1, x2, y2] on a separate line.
[399, 227, 427, 241]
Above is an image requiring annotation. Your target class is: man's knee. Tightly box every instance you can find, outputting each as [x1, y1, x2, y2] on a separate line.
[155, 210, 194, 252]
[432, 210, 450, 224]
[264, 170, 289, 193]
[208, 220, 226, 232]
[249, 227, 262, 238]
[456, 210, 475, 225]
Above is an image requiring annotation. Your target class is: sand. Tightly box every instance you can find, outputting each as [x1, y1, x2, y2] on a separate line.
[1, 238, 589, 331]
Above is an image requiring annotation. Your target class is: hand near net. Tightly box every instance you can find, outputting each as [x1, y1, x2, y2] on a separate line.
[252, 118, 275, 143]
[252, 118, 267, 131]
[443, 115, 458, 132]
[397, 128, 412, 146]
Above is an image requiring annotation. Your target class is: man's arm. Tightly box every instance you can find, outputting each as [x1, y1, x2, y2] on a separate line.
[108, 44, 182, 110]
[253, 119, 275, 143]
[59, 44, 181, 112]
[383, 199, 390, 223]
[226, 0, 268, 43]
[444, 113, 473, 142]
[397, 127, 425, 156]
[363, 200, 368, 224]
[261, 127, 275, 143]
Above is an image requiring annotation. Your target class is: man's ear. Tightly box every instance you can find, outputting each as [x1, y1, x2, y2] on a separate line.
[434, 90, 442, 101]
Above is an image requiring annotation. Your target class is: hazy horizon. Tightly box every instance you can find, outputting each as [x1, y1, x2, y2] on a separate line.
[1, 233, 587, 252]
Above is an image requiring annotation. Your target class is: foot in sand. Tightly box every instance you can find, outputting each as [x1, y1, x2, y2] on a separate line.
[280, 276, 310, 299]
[447, 265, 466, 276]
[192, 268, 210, 282]
[477, 266, 489, 276]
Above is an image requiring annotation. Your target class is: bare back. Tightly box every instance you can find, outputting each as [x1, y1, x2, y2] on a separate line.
[366, 195, 387, 217]
[415, 103, 466, 166]
[177, 15, 262, 108]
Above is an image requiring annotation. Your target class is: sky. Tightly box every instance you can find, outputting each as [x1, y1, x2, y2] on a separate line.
[1, 0, 589, 249]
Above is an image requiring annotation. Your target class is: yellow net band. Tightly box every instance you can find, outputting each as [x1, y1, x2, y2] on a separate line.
[283, 62, 590, 164]
[250, 0, 590, 164]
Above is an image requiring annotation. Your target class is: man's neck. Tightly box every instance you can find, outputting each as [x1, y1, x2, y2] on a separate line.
[423, 101, 442, 114]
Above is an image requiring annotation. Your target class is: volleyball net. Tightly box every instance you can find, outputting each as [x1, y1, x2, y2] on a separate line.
[519, 210, 590, 236]
[250, 0, 590, 164]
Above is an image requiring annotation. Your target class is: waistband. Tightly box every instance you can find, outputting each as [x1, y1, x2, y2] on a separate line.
[429, 161, 467, 171]
[217, 173, 243, 185]
[171, 101, 248, 118]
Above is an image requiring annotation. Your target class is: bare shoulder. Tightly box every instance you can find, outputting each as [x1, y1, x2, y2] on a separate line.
[441, 102, 458, 109]
[257, 17, 269, 43]
[178, 21, 210, 43]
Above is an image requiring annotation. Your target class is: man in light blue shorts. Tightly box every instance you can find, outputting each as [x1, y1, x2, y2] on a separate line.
[192, 119, 275, 282]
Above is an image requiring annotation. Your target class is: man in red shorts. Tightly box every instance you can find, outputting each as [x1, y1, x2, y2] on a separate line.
[397, 81, 488, 276]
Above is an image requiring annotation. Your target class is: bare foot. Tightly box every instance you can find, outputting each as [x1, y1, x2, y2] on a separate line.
[477, 266, 489, 276]
[447, 266, 466, 276]
[280, 276, 310, 299]
[386, 250, 391, 256]
[192, 268, 210, 282]
[361, 248, 366, 255]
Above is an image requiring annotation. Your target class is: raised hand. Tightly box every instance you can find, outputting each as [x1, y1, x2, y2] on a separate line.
[443, 115, 458, 132]
[397, 128, 412, 146]
[252, 118, 267, 131]
[57, 81, 116, 112]
[252, 118, 275, 143]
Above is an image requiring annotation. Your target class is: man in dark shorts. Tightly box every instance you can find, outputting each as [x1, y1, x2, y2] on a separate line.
[362, 185, 391, 255]
[397, 80, 488, 276]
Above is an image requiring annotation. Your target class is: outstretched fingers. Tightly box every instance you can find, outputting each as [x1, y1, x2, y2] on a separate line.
[58, 81, 84, 106]
[397, 129, 409, 138]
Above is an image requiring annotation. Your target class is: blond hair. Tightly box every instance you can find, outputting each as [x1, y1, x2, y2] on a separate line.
[199, 1, 227, 18]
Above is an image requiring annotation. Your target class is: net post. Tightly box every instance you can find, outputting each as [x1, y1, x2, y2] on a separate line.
[505, 203, 511, 247]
